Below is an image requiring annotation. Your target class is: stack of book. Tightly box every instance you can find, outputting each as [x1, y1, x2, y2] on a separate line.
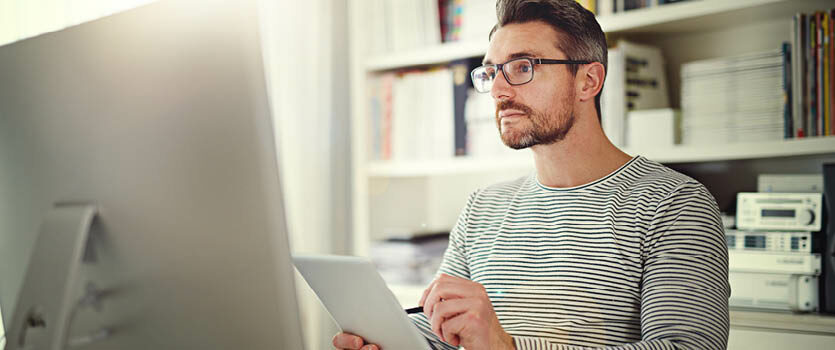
[370, 233, 450, 286]
[601, 40, 670, 147]
[367, 68, 456, 161]
[791, 10, 834, 138]
[680, 49, 787, 145]
[365, 0, 442, 55]
[368, 58, 521, 161]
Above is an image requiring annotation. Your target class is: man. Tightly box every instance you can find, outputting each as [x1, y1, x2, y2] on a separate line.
[336, 0, 729, 349]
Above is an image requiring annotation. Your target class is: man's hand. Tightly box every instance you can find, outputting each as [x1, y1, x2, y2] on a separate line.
[420, 274, 515, 350]
[332, 332, 379, 350]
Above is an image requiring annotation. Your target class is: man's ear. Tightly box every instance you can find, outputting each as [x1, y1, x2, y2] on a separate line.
[577, 62, 605, 102]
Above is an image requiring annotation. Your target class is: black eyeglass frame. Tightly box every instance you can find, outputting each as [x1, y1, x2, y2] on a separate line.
[470, 57, 593, 92]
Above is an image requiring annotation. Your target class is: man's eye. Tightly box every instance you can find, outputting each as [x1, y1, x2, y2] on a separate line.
[515, 64, 531, 73]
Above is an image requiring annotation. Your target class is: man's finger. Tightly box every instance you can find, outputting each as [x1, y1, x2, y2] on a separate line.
[418, 279, 437, 307]
[429, 298, 468, 341]
[422, 277, 470, 319]
[332, 332, 364, 349]
[440, 313, 468, 348]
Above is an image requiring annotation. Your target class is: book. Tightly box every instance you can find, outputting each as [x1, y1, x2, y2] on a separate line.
[599, 0, 615, 16]
[450, 59, 470, 156]
[382, 73, 395, 160]
[821, 12, 832, 136]
[791, 13, 805, 138]
[575, 0, 597, 14]
[624, 0, 650, 11]
[831, 9, 835, 135]
[459, 0, 495, 42]
[815, 11, 825, 136]
[680, 49, 786, 145]
[601, 46, 626, 145]
[783, 42, 793, 139]
[602, 40, 669, 147]
[809, 13, 817, 136]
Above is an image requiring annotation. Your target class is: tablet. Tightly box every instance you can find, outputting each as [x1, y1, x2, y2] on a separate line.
[293, 254, 430, 350]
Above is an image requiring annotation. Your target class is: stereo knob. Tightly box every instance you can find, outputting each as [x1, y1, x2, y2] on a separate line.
[797, 209, 815, 226]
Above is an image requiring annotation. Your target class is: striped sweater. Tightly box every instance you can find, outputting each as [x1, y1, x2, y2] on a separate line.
[410, 156, 730, 349]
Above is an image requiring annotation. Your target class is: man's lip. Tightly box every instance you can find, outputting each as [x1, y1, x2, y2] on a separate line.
[499, 110, 526, 119]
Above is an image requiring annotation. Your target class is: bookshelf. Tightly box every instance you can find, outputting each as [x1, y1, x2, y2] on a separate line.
[349, 1, 835, 347]
[365, 0, 833, 72]
[350, 0, 835, 254]
[367, 136, 835, 177]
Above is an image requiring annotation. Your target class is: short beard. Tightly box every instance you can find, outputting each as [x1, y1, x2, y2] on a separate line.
[495, 98, 575, 150]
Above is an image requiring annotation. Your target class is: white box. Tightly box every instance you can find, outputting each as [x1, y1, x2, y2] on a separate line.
[729, 272, 819, 312]
[626, 108, 680, 148]
[729, 251, 821, 275]
[758, 174, 825, 193]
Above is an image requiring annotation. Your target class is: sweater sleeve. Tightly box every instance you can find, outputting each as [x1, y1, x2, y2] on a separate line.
[512, 181, 730, 350]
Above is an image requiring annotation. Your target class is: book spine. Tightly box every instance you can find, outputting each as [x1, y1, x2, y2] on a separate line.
[801, 14, 808, 137]
[831, 9, 835, 135]
[783, 42, 793, 139]
[382, 73, 394, 160]
[810, 14, 817, 137]
[815, 12, 823, 136]
[575, 0, 597, 14]
[369, 77, 382, 160]
[451, 59, 470, 156]
[825, 12, 831, 136]
[792, 14, 804, 138]
[451, 0, 463, 41]
[438, 0, 449, 42]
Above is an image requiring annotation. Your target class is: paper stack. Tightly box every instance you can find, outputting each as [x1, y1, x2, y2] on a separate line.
[601, 40, 670, 147]
[370, 233, 450, 286]
[680, 49, 786, 145]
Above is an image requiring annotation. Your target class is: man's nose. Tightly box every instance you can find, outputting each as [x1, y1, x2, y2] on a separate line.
[490, 69, 515, 101]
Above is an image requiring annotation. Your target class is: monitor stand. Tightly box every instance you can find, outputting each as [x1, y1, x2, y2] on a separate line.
[5, 203, 101, 350]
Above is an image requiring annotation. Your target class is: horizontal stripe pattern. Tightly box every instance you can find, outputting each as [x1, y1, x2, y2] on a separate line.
[410, 156, 729, 349]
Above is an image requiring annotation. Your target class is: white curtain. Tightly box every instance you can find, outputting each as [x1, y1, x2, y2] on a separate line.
[259, 0, 349, 348]
[0, 0, 350, 348]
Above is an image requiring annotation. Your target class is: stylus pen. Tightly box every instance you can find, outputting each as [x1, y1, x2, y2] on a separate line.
[405, 306, 424, 314]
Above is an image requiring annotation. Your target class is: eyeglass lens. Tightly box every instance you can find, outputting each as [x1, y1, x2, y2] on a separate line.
[472, 59, 534, 93]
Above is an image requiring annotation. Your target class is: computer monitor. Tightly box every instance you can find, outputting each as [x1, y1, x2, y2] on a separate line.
[0, 0, 305, 349]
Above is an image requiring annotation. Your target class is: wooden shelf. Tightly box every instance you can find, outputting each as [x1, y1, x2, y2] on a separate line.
[367, 137, 835, 177]
[631, 136, 835, 164]
[730, 310, 835, 335]
[365, 0, 832, 72]
[366, 40, 486, 72]
[597, 0, 830, 34]
[368, 154, 532, 177]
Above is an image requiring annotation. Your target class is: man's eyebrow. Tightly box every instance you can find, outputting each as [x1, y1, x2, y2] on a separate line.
[483, 51, 543, 65]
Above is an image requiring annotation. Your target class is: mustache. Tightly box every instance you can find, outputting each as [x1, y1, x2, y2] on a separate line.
[496, 100, 534, 116]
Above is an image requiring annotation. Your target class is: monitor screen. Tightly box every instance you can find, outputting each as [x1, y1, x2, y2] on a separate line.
[0, 0, 305, 348]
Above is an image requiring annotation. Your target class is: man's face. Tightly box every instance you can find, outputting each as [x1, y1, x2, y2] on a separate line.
[485, 21, 576, 150]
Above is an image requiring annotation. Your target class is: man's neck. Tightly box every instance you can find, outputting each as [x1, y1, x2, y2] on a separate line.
[530, 115, 632, 188]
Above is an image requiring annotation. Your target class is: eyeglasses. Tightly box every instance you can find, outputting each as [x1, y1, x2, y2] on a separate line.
[470, 57, 592, 93]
